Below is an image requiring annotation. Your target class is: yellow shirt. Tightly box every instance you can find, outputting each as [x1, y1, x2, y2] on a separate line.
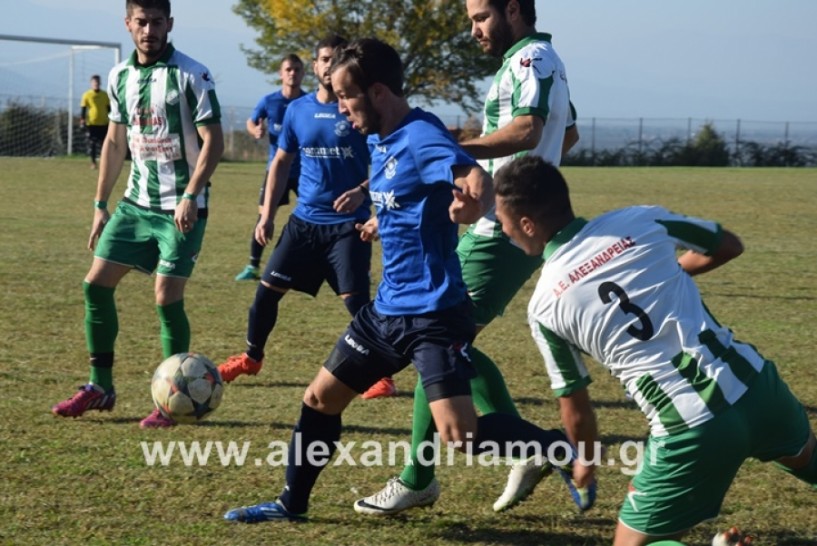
[80, 89, 110, 126]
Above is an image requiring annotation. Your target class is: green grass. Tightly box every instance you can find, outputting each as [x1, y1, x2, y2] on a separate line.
[1, 157, 815, 545]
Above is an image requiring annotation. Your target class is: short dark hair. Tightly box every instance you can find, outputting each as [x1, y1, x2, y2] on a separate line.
[90, 74, 101, 82]
[493, 155, 572, 223]
[489, 0, 536, 27]
[315, 35, 347, 59]
[280, 53, 303, 68]
[330, 38, 404, 96]
[126, 0, 171, 17]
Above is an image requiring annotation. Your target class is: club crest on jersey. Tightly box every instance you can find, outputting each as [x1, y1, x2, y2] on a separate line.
[166, 90, 180, 105]
[384, 156, 398, 179]
[335, 120, 351, 137]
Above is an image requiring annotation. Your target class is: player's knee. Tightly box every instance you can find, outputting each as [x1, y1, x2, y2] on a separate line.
[302, 367, 356, 415]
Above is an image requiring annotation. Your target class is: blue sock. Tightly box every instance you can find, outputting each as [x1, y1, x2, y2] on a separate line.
[279, 403, 341, 514]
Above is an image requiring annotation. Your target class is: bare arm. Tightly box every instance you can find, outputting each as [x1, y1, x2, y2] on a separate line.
[246, 117, 264, 139]
[174, 123, 224, 233]
[255, 147, 296, 246]
[678, 228, 744, 276]
[562, 125, 579, 157]
[88, 122, 128, 250]
[449, 164, 493, 225]
[558, 388, 599, 488]
[459, 115, 544, 159]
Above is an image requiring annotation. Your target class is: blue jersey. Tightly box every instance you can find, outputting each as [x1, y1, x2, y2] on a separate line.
[250, 90, 301, 179]
[368, 108, 477, 315]
[279, 92, 371, 224]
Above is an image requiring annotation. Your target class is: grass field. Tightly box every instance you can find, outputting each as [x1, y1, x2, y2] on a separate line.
[1, 157, 815, 545]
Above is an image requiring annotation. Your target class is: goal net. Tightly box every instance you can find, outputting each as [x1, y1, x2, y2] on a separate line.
[0, 35, 119, 157]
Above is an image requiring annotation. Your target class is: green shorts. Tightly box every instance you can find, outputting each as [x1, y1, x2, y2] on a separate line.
[619, 360, 811, 536]
[95, 200, 207, 278]
[457, 231, 543, 326]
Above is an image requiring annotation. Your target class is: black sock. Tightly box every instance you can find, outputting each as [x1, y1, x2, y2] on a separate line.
[474, 413, 570, 461]
[246, 284, 284, 361]
[279, 403, 341, 514]
[249, 216, 263, 268]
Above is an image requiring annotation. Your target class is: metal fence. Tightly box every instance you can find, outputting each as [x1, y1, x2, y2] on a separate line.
[3, 94, 816, 165]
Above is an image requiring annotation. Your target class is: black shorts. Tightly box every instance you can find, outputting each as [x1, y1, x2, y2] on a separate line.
[325, 300, 477, 401]
[259, 172, 299, 207]
[262, 215, 371, 296]
[86, 124, 108, 143]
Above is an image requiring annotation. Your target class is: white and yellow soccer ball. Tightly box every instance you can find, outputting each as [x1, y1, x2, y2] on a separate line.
[151, 352, 224, 424]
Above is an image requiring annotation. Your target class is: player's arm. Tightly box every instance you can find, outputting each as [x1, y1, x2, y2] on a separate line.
[88, 122, 128, 250]
[334, 179, 369, 214]
[562, 124, 579, 156]
[678, 228, 743, 276]
[558, 387, 600, 488]
[459, 115, 544, 159]
[255, 148, 296, 246]
[449, 164, 494, 225]
[246, 117, 264, 139]
[561, 101, 580, 156]
[173, 122, 224, 233]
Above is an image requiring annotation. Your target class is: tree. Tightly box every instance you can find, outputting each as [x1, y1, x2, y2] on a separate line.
[684, 122, 730, 166]
[232, 0, 499, 113]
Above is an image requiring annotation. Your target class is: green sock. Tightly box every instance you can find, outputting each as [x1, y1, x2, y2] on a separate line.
[469, 347, 519, 417]
[89, 364, 113, 391]
[399, 378, 438, 490]
[156, 300, 190, 358]
[84, 282, 117, 390]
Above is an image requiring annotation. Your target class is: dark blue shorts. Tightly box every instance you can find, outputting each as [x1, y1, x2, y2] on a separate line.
[325, 300, 477, 401]
[259, 172, 299, 207]
[262, 215, 371, 296]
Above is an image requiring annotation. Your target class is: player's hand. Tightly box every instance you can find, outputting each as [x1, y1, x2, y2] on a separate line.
[174, 198, 198, 234]
[254, 215, 274, 246]
[333, 185, 366, 214]
[449, 185, 483, 225]
[355, 217, 379, 243]
[251, 126, 264, 139]
[88, 208, 110, 251]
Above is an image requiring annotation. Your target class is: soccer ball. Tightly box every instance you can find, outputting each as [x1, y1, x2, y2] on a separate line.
[151, 352, 223, 424]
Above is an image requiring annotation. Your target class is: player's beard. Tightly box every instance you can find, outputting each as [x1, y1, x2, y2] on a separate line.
[487, 19, 514, 57]
[137, 34, 168, 63]
[362, 94, 381, 135]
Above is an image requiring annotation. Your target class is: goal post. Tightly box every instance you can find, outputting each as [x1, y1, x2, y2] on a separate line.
[0, 34, 120, 157]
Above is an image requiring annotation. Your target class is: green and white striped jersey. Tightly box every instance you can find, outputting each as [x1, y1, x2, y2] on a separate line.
[529, 206, 765, 437]
[107, 44, 221, 212]
[471, 33, 574, 239]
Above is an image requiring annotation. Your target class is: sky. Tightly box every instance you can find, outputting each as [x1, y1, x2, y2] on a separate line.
[2, 0, 817, 125]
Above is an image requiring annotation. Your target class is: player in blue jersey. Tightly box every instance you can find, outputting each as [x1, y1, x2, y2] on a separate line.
[223, 37, 590, 524]
[357, 0, 582, 515]
[218, 36, 391, 398]
[235, 54, 306, 281]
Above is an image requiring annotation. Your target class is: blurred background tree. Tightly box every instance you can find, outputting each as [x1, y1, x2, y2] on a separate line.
[232, 0, 498, 113]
